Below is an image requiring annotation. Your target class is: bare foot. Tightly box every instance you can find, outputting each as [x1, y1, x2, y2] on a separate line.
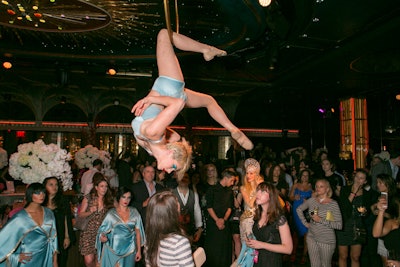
[231, 130, 254, 150]
[203, 46, 227, 61]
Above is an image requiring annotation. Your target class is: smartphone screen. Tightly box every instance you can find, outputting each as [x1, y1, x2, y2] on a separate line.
[381, 192, 388, 208]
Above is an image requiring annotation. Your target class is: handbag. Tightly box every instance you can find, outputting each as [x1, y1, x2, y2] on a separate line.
[353, 226, 366, 244]
[74, 196, 91, 231]
[74, 215, 90, 231]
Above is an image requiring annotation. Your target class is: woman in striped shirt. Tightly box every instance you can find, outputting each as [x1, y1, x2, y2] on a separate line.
[145, 191, 194, 267]
[296, 178, 343, 267]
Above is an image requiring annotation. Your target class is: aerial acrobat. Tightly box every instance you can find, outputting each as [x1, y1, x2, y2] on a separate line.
[131, 28, 253, 177]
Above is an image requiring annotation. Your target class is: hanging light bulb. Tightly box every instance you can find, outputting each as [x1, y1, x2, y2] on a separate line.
[259, 0, 272, 7]
[107, 68, 116, 75]
[2, 61, 12, 69]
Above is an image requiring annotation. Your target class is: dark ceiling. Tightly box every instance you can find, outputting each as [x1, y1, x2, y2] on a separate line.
[1, 0, 400, 150]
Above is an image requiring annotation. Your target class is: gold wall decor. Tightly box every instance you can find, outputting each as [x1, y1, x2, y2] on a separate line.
[339, 98, 369, 169]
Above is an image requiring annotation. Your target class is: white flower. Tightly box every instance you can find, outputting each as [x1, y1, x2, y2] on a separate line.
[74, 145, 113, 177]
[8, 139, 73, 191]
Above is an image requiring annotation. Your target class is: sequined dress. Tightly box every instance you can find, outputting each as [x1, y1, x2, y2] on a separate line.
[239, 190, 256, 242]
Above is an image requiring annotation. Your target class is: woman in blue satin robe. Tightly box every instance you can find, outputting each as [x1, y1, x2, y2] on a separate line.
[96, 187, 145, 267]
[0, 183, 58, 267]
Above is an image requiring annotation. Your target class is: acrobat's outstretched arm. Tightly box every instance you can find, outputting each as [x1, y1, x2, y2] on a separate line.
[131, 94, 185, 140]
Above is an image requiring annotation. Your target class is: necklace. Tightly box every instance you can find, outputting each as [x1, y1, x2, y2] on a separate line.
[318, 197, 326, 203]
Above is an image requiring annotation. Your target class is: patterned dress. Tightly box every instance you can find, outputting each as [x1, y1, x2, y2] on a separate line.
[79, 195, 108, 255]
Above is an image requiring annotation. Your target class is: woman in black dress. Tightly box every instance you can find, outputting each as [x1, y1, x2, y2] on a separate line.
[43, 177, 76, 267]
[246, 182, 293, 267]
[336, 169, 374, 267]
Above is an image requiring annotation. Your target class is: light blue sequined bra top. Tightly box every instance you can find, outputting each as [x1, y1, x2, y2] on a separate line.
[131, 76, 187, 148]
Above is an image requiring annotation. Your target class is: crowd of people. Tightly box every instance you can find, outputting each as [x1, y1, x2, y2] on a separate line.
[1, 145, 399, 267]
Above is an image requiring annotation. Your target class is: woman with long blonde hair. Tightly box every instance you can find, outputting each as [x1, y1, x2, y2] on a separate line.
[239, 158, 264, 241]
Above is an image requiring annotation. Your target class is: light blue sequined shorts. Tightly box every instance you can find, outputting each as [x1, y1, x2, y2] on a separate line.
[153, 76, 187, 101]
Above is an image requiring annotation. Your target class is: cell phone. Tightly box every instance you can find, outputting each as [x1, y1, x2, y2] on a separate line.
[381, 192, 388, 208]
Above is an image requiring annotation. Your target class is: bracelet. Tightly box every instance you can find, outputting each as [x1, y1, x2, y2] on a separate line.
[350, 192, 356, 196]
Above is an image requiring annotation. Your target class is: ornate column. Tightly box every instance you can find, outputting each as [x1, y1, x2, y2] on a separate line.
[339, 98, 369, 169]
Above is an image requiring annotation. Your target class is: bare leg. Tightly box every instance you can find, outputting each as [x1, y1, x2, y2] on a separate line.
[156, 29, 184, 81]
[156, 29, 227, 81]
[185, 89, 253, 150]
[350, 245, 361, 267]
[232, 233, 241, 260]
[171, 31, 227, 61]
[338, 246, 348, 267]
[83, 254, 96, 267]
[155, 29, 252, 149]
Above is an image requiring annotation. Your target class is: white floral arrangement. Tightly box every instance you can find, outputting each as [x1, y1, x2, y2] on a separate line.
[74, 145, 115, 179]
[8, 139, 73, 191]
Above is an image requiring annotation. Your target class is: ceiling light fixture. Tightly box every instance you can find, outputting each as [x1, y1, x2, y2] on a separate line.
[107, 68, 117, 75]
[2, 62, 12, 69]
[259, 0, 272, 7]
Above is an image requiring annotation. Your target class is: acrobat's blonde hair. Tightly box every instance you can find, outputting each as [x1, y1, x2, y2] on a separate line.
[166, 138, 192, 181]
